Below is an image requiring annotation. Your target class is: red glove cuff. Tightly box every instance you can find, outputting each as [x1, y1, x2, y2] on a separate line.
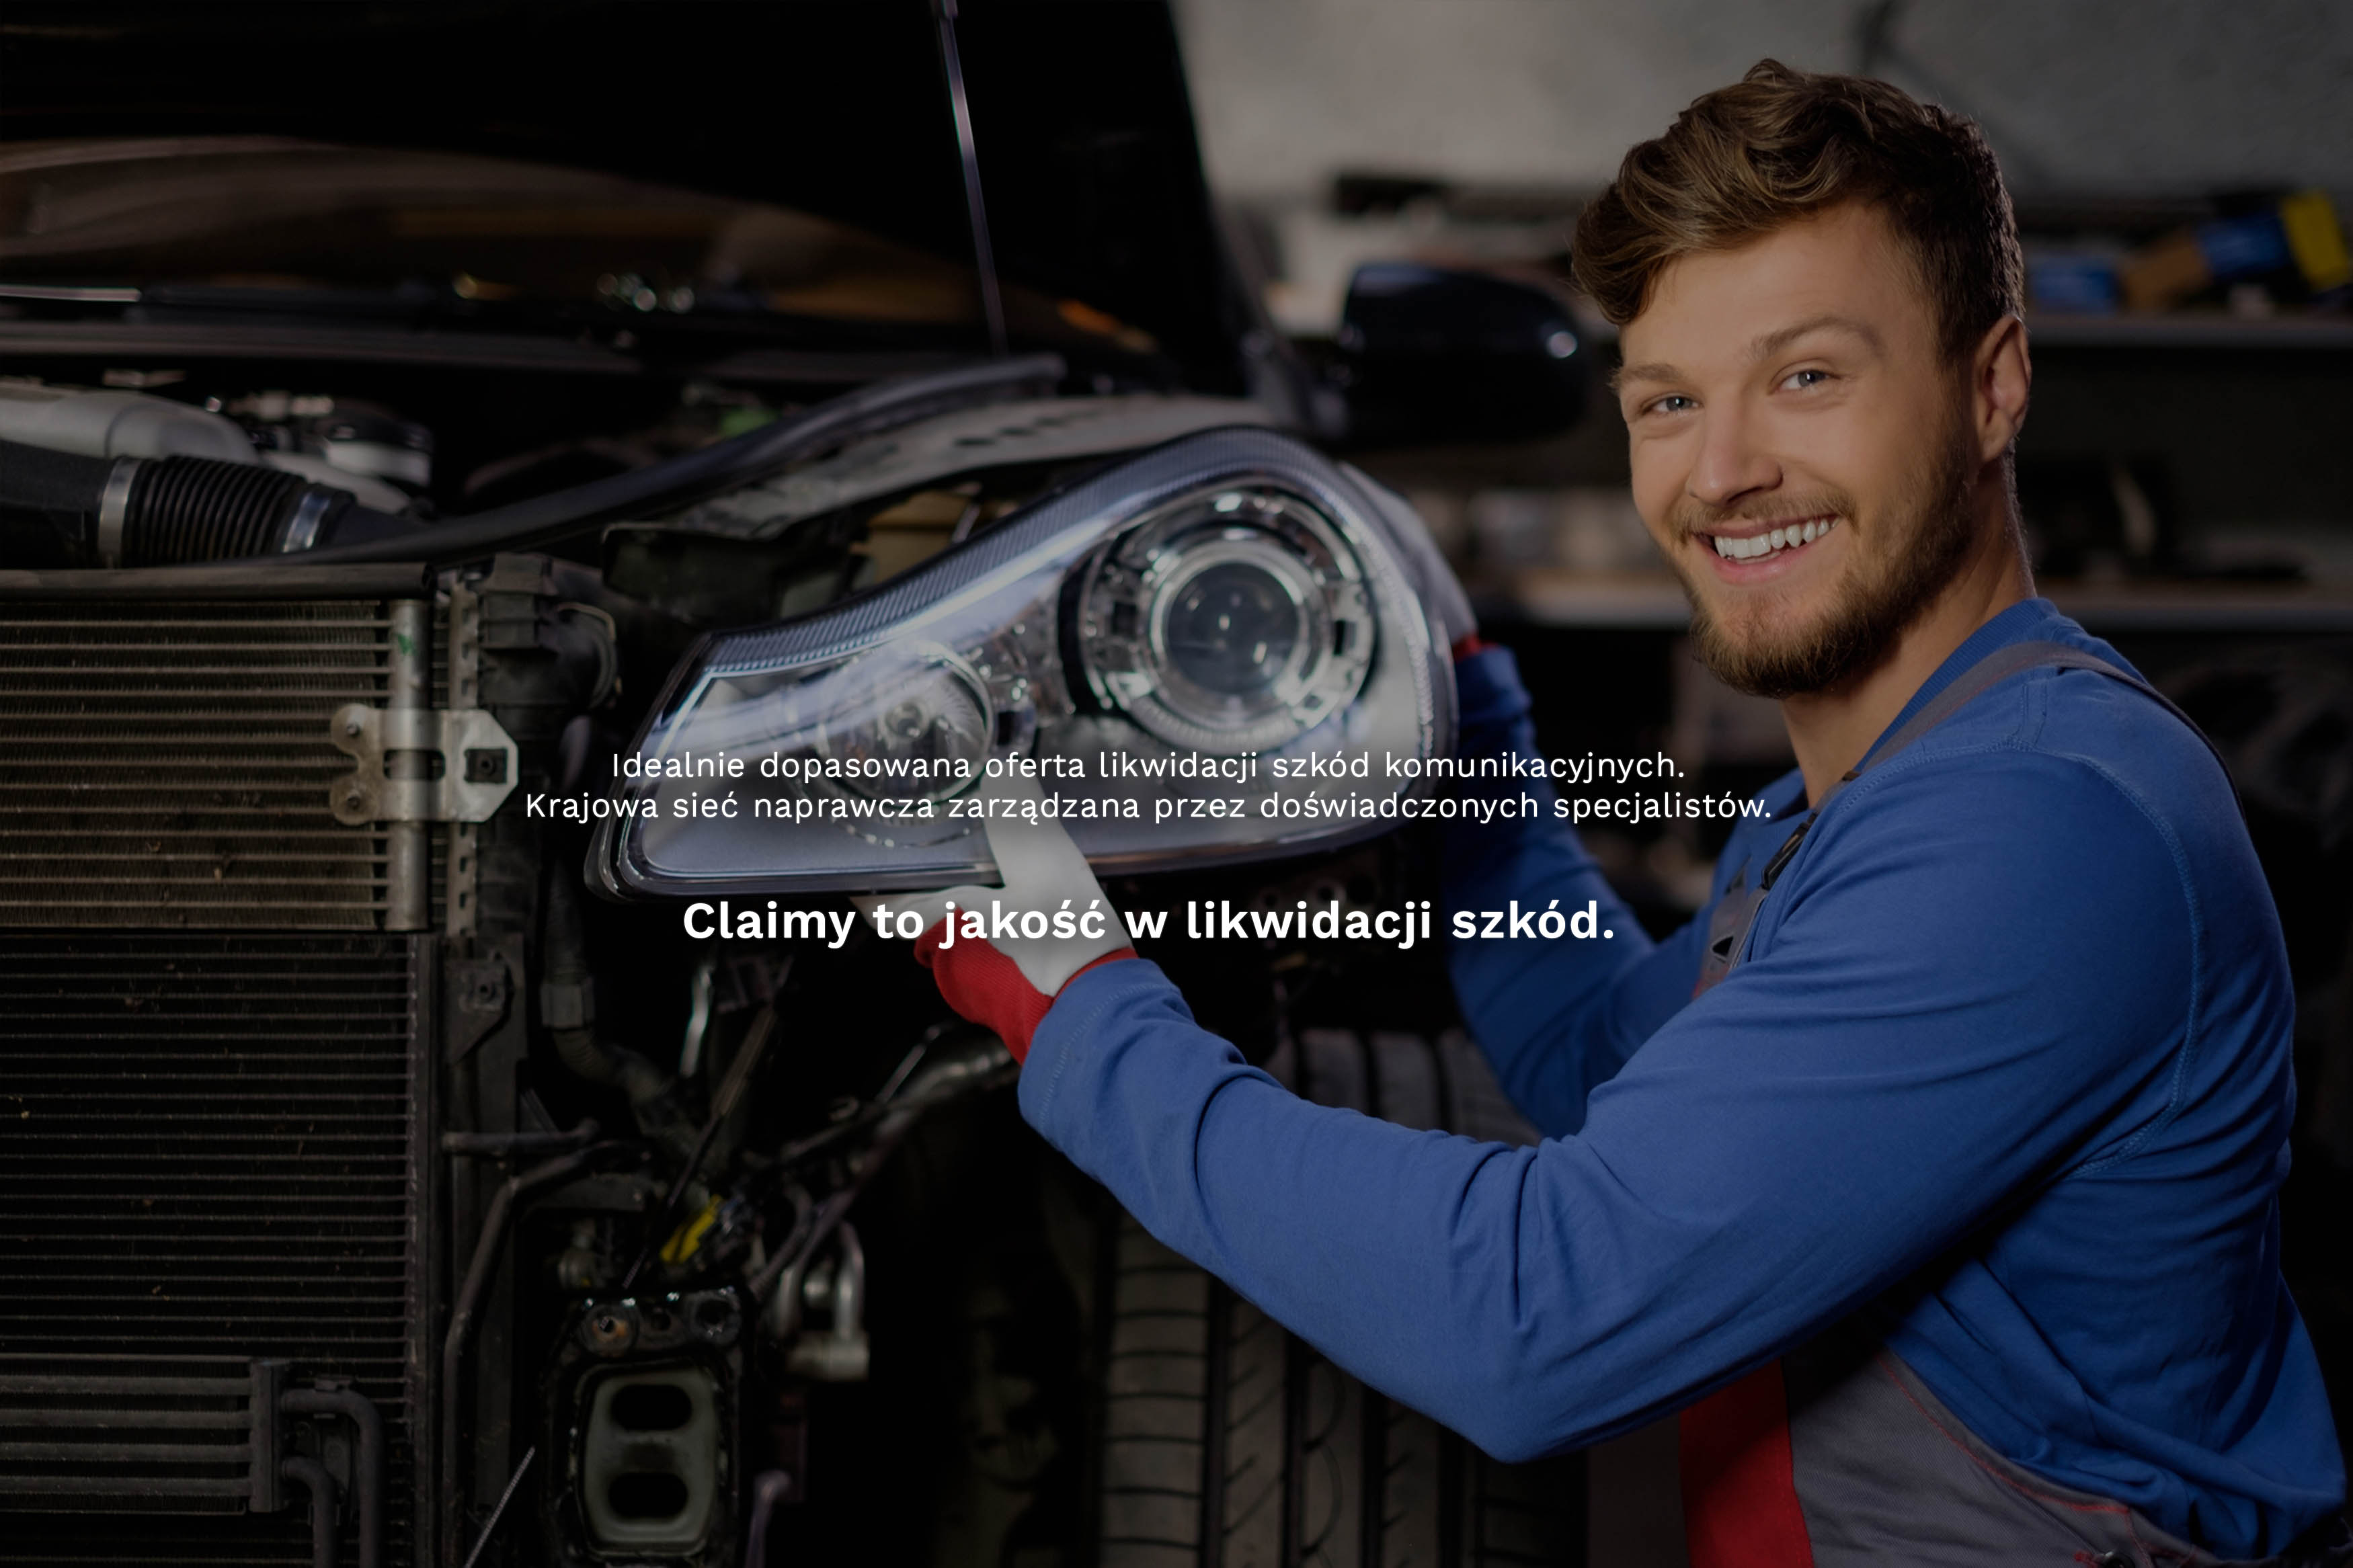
[915, 923, 1138, 1062]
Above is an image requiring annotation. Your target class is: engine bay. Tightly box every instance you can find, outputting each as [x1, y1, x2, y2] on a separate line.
[0, 352, 1501, 1567]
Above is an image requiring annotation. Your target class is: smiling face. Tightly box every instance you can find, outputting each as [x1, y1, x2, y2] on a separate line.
[1615, 202, 1986, 698]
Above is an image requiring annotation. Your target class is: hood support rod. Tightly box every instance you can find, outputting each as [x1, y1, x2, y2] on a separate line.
[934, 0, 1008, 357]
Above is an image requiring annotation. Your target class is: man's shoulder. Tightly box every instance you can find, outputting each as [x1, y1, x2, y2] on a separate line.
[1823, 729, 2191, 899]
[1807, 655, 2263, 970]
[1890, 636, 2238, 864]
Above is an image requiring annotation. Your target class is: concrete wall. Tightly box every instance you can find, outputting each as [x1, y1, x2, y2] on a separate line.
[1172, 0, 2353, 199]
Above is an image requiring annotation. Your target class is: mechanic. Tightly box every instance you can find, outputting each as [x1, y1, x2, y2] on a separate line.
[888, 63, 2348, 1565]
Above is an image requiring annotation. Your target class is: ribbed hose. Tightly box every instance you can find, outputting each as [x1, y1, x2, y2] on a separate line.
[0, 439, 412, 566]
[121, 457, 311, 563]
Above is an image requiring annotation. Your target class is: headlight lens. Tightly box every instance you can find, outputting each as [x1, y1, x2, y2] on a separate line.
[1076, 487, 1373, 755]
[593, 427, 1456, 895]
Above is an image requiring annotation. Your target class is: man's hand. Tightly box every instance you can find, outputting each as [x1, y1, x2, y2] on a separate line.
[866, 774, 1135, 1060]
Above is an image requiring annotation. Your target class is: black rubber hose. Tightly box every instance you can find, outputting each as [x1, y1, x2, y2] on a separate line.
[122, 456, 335, 562]
[0, 438, 415, 565]
[281, 1387, 383, 1568]
[263, 353, 1065, 567]
[541, 864, 699, 1162]
[0, 439, 115, 512]
[441, 1145, 619, 1568]
[279, 1456, 340, 1568]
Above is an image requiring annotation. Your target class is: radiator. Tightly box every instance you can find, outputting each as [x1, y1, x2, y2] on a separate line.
[0, 595, 441, 930]
[0, 578, 442, 1566]
[0, 933, 429, 1565]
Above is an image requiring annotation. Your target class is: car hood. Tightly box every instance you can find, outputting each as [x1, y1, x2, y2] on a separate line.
[0, 0, 1246, 391]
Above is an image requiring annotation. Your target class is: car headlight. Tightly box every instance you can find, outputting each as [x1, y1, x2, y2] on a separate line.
[592, 427, 1456, 896]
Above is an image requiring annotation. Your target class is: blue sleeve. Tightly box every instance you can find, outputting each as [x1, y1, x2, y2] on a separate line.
[1019, 750, 2194, 1461]
[1439, 646, 1711, 1133]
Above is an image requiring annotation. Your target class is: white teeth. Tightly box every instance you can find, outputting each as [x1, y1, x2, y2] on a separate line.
[1708, 517, 1837, 561]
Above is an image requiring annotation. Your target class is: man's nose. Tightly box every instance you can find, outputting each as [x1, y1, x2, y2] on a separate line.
[1685, 405, 1780, 510]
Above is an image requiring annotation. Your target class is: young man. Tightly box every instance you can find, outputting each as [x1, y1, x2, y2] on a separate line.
[899, 63, 2348, 1564]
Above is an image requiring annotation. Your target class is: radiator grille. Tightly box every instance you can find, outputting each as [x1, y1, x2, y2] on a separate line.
[0, 1358, 261, 1512]
[0, 600, 420, 929]
[0, 934, 424, 1566]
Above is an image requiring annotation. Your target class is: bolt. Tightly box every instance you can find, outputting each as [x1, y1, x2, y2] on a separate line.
[582, 1307, 635, 1356]
[344, 715, 363, 737]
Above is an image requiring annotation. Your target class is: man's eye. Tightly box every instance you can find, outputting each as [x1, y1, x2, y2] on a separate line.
[1780, 368, 1833, 391]
[1644, 394, 1696, 416]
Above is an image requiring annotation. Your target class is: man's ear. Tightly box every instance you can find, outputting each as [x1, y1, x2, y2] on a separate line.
[1971, 313, 2032, 464]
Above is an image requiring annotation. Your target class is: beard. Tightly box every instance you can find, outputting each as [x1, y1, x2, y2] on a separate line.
[1673, 410, 1981, 700]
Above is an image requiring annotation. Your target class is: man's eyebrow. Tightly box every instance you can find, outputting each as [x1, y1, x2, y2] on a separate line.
[1609, 360, 1677, 393]
[1747, 313, 1884, 362]
[1610, 314, 1886, 393]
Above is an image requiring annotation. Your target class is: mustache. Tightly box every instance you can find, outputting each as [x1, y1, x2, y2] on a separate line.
[1670, 491, 1857, 539]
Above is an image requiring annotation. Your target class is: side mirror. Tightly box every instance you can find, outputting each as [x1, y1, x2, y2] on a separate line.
[1334, 262, 1586, 447]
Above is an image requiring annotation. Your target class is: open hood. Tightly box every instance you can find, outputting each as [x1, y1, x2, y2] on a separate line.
[0, 0, 1250, 391]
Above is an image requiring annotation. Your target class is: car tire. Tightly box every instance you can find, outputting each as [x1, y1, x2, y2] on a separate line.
[1094, 1028, 1585, 1567]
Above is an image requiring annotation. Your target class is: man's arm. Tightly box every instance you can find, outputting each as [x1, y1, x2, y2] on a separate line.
[1440, 645, 1715, 1134]
[1021, 750, 2194, 1460]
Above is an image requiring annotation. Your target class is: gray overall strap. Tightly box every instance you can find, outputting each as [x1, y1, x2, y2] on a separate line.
[1692, 638, 2232, 995]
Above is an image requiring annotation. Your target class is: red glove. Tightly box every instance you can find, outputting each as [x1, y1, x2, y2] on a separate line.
[867, 776, 1135, 1061]
[914, 921, 1134, 1062]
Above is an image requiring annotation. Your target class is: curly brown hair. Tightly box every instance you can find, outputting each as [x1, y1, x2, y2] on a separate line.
[1571, 60, 2024, 360]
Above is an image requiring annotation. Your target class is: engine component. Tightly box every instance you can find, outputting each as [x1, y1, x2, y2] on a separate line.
[329, 702, 520, 825]
[0, 437, 415, 564]
[273, 354, 1067, 568]
[0, 380, 259, 464]
[231, 392, 433, 511]
[0, 932, 429, 1565]
[541, 864, 698, 1161]
[781, 1227, 871, 1383]
[544, 1289, 746, 1568]
[580, 1368, 722, 1551]
[667, 393, 1279, 542]
[0, 583, 442, 927]
[0, 559, 589, 1567]
[592, 427, 1455, 897]
[0, 382, 421, 522]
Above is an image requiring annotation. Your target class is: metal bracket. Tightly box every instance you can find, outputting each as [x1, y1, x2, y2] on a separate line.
[446, 579, 487, 936]
[329, 704, 519, 825]
[444, 943, 517, 1063]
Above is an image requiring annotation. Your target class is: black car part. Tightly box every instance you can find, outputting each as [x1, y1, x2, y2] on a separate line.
[0, 357, 1064, 571]
[0, 438, 420, 565]
[0, 554, 604, 1566]
[268, 355, 1064, 568]
[539, 1287, 748, 1568]
[0, 1356, 387, 1568]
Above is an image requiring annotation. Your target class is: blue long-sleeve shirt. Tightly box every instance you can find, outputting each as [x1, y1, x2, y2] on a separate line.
[1018, 597, 2344, 1555]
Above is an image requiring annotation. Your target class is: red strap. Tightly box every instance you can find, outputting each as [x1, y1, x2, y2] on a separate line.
[1679, 1362, 1814, 1568]
[915, 922, 1136, 1062]
[1451, 633, 1492, 661]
